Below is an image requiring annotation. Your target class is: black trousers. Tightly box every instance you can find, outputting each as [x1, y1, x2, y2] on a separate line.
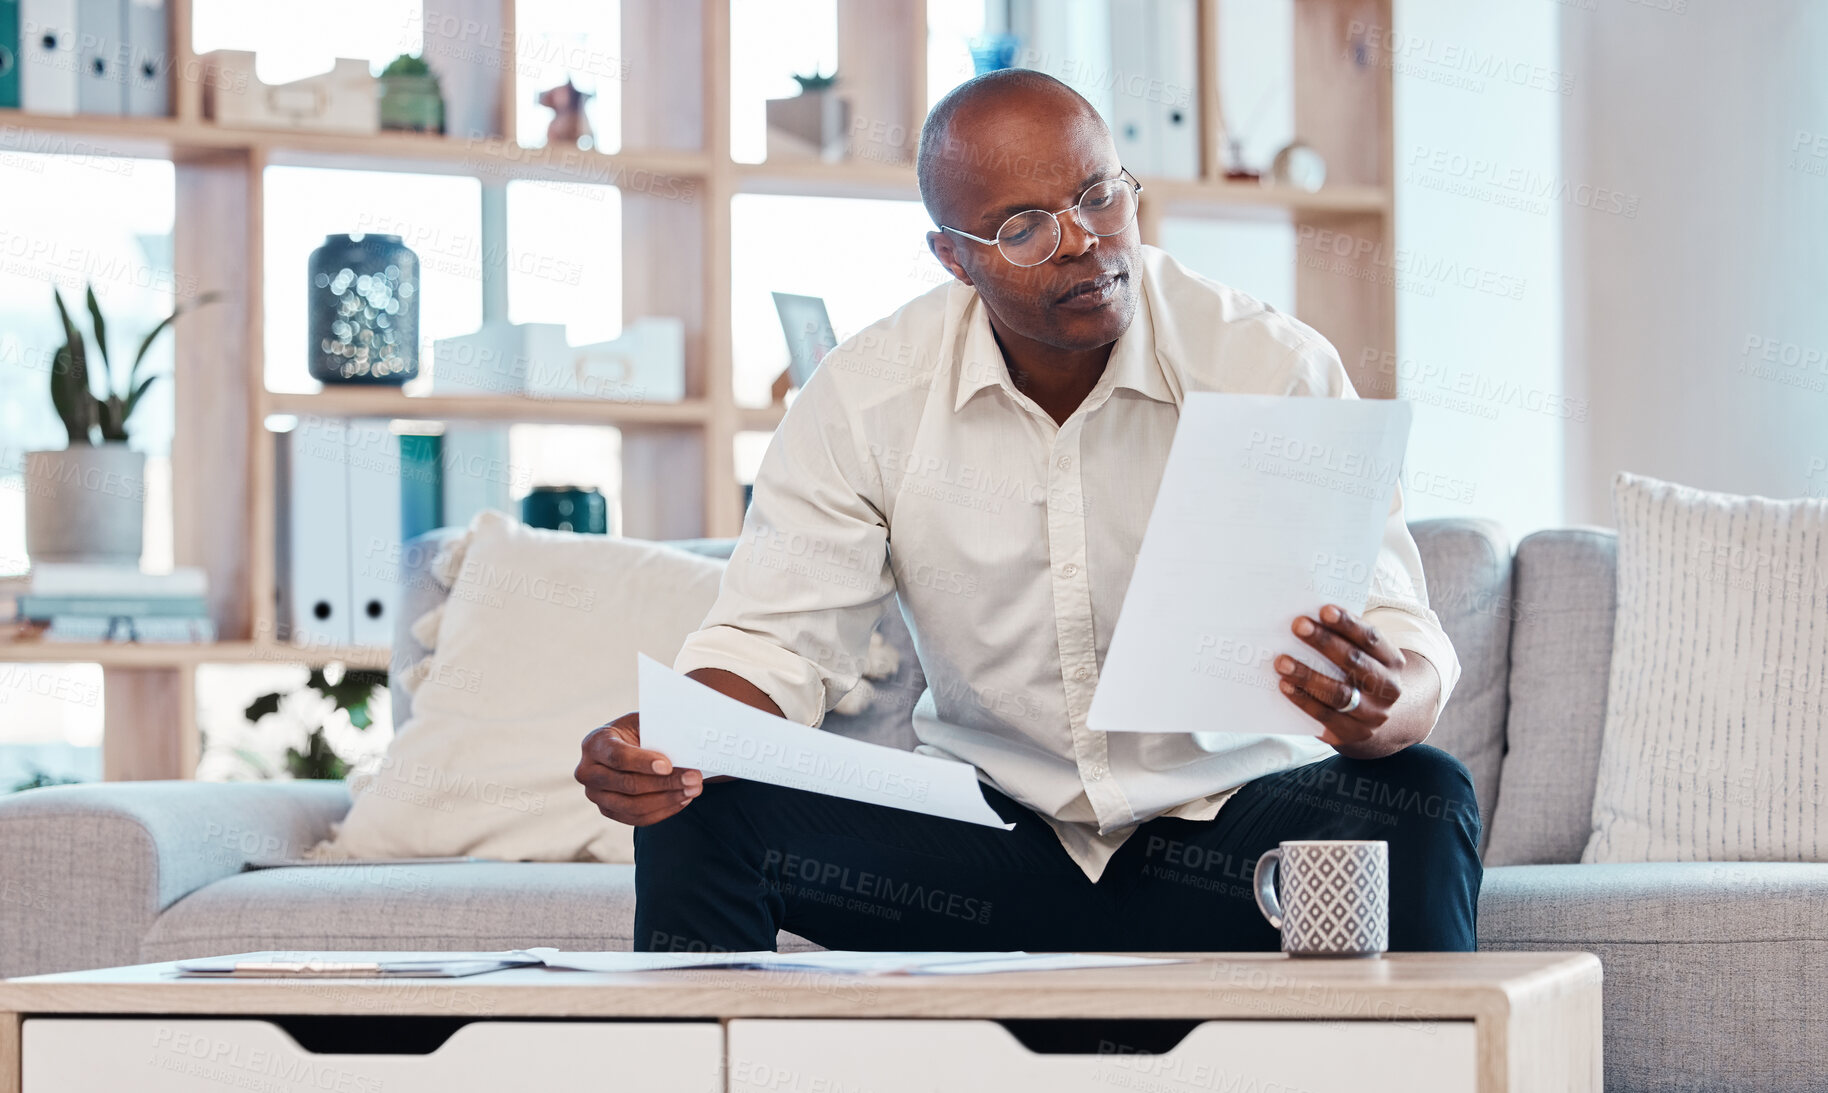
[633, 744, 1481, 953]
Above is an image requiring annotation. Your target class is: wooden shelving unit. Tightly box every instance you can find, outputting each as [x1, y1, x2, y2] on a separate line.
[0, 0, 1395, 780]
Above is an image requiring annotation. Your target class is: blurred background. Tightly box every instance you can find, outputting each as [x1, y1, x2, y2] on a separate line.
[0, 0, 1821, 789]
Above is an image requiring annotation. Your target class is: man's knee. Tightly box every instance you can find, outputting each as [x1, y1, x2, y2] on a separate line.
[1358, 744, 1481, 839]
[634, 781, 756, 881]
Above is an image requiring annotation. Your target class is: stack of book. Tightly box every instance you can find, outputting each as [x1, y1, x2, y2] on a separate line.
[13, 565, 215, 643]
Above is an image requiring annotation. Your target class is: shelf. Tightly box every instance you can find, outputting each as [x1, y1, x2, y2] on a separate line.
[1139, 178, 1391, 216]
[0, 110, 710, 185]
[0, 111, 1388, 213]
[0, 632, 392, 670]
[738, 405, 787, 432]
[734, 157, 1389, 215]
[263, 389, 711, 428]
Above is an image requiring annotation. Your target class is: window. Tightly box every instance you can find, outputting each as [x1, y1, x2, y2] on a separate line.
[191, 0, 422, 83]
[730, 194, 943, 407]
[730, 0, 840, 164]
[504, 180, 624, 345]
[0, 153, 177, 575]
[0, 664, 104, 792]
[1157, 218, 1296, 316]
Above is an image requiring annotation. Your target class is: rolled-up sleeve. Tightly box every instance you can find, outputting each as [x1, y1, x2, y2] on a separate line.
[1363, 480, 1462, 726]
[673, 369, 896, 727]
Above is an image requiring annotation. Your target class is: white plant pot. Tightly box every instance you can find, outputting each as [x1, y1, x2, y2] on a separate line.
[23, 445, 147, 565]
[765, 89, 851, 162]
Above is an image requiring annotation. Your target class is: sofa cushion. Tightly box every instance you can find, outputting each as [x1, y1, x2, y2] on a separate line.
[322, 512, 730, 865]
[1408, 518, 1512, 847]
[391, 532, 924, 752]
[138, 863, 819, 961]
[1480, 862, 1828, 1093]
[1482, 528, 1618, 866]
[1585, 474, 1828, 863]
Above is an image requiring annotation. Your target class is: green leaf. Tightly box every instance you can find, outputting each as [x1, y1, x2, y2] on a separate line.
[48, 344, 91, 446]
[243, 692, 284, 722]
[50, 288, 89, 396]
[286, 730, 349, 781]
[123, 373, 160, 423]
[84, 285, 113, 393]
[98, 394, 128, 442]
[130, 290, 222, 386]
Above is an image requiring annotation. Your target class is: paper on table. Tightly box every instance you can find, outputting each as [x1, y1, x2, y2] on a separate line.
[637, 655, 1014, 830]
[1087, 393, 1413, 736]
[524, 949, 1188, 976]
[521, 948, 778, 973]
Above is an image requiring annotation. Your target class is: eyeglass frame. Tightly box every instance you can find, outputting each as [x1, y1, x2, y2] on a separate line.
[940, 168, 1144, 267]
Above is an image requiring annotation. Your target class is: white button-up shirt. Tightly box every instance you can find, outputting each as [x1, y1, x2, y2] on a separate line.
[675, 245, 1460, 881]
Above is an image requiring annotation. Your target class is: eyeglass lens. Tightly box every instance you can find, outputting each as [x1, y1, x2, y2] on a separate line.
[996, 178, 1138, 267]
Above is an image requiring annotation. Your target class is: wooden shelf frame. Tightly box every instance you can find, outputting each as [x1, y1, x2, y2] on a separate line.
[1, 0, 1396, 780]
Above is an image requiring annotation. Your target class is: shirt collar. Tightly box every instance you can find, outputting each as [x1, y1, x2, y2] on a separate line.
[950, 266, 1178, 414]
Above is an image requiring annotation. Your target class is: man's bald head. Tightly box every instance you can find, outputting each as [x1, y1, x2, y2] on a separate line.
[919, 68, 1139, 357]
[916, 69, 1106, 229]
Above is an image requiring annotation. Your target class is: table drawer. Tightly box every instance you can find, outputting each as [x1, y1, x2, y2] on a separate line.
[24, 1018, 721, 1093]
[729, 1018, 1477, 1093]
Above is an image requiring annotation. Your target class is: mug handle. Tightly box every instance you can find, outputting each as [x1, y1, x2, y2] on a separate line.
[1253, 848, 1284, 930]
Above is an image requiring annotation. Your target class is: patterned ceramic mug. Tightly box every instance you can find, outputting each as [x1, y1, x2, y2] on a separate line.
[1252, 840, 1390, 957]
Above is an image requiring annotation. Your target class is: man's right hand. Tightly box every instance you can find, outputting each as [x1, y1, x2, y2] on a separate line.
[575, 712, 703, 826]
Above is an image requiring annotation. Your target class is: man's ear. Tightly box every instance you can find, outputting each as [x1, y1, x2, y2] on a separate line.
[927, 231, 974, 287]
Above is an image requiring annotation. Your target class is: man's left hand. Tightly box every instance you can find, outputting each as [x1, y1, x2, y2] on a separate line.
[1274, 605, 1439, 759]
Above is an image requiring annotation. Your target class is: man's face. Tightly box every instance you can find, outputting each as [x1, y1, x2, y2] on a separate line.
[926, 99, 1142, 353]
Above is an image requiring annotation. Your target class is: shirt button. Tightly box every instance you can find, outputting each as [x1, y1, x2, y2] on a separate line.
[1057, 456, 1072, 470]
[1061, 563, 1078, 577]
[1074, 667, 1090, 682]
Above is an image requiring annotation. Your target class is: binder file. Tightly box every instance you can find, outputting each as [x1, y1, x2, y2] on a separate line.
[1107, 0, 1200, 179]
[121, 0, 163, 115]
[276, 418, 354, 648]
[74, 0, 120, 113]
[0, 0, 21, 109]
[20, 0, 77, 113]
[345, 419, 402, 648]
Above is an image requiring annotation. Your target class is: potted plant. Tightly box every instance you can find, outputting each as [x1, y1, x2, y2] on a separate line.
[765, 69, 849, 161]
[379, 53, 444, 134]
[25, 285, 215, 564]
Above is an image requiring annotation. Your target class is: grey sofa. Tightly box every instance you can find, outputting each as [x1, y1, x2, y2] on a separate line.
[3, 519, 1825, 1093]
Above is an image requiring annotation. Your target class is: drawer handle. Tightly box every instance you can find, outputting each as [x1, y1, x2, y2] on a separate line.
[995, 1019, 1203, 1056]
[270, 1016, 471, 1055]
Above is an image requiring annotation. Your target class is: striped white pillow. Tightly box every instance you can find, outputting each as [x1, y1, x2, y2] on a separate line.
[1584, 474, 1828, 863]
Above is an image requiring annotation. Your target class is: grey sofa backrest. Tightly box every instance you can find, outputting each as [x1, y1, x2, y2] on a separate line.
[1407, 519, 1515, 847]
[390, 519, 1522, 844]
[1484, 528, 1620, 865]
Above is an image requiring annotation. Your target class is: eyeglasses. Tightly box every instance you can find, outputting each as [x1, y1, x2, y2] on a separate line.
[942, 169, 1143, 268]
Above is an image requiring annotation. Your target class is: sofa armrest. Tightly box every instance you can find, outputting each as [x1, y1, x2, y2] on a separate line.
[0, 779, 351, 978]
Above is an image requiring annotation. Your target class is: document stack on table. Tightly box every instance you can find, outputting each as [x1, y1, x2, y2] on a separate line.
[172, 950, 1188, 979]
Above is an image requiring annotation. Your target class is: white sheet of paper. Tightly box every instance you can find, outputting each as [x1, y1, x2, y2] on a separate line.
[638, 655, 1014, 829]
[525, 949, 1188, 976]
[1087, 393, 1413, 736]
[521, 948, 779, 973]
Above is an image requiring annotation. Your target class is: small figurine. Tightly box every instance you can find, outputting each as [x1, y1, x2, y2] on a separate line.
[539, 79, 594, 148]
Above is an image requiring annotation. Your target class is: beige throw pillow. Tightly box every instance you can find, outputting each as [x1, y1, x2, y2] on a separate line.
[314, 510, 727, 863]
[1584, 474, 1828, 863]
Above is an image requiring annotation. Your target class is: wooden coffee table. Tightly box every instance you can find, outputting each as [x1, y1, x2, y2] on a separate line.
[0, 951, 1599, 1092]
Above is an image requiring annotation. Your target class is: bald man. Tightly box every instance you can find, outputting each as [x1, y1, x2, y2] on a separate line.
[578, 70, 1482, 954]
